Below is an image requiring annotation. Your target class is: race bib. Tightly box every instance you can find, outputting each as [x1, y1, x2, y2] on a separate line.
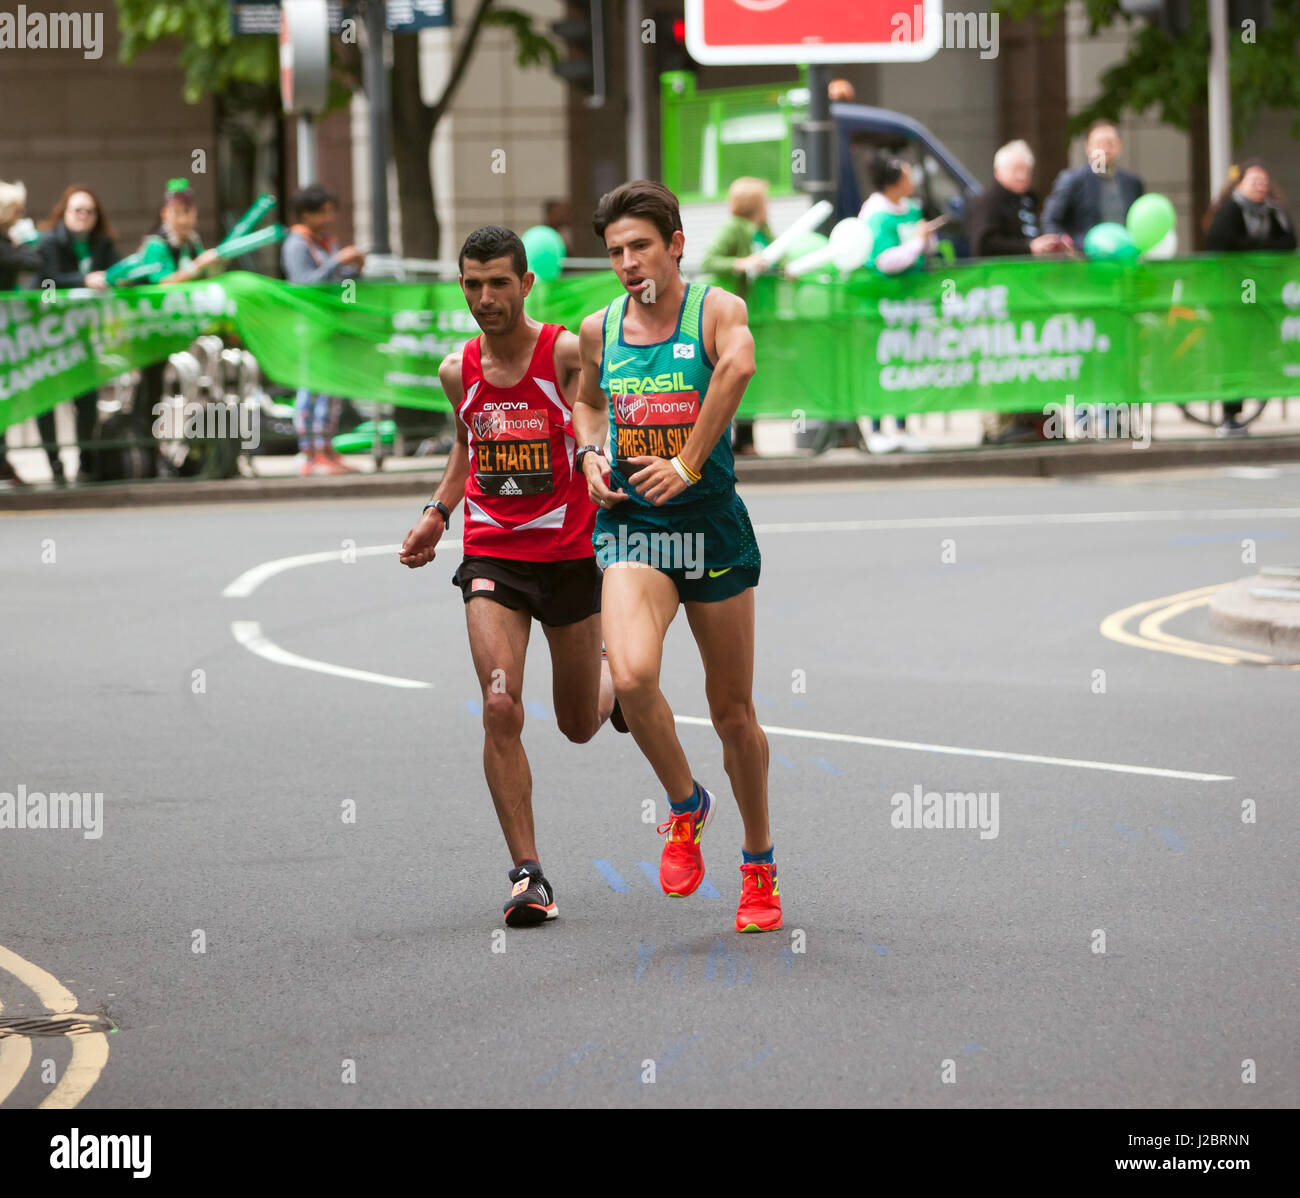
[613, 390, 701, 468]
[472, 407, 553, 495]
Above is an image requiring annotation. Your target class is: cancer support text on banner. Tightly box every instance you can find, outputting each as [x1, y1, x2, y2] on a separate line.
[1, 255, 1298, 433]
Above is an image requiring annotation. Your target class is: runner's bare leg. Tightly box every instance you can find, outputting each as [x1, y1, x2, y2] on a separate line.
[685, 587, 771, 853]
[541, 611, 614, 743]
[600, 563, 694, 801]
[466, 597, 537, 864]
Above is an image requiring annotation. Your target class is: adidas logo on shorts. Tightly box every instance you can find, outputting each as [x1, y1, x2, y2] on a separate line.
[499, 476, 522, 495]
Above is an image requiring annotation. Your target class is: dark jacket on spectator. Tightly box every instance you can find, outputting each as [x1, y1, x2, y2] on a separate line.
[34, 220, 120, 287]
[0, 238, 42, 291]
[1205, 192, 1296, 252]
[969, 181, 1042, 257]
[1042, 165, 1145, 242]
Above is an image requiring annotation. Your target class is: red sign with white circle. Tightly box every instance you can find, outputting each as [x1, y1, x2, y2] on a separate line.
[684, 0, 942, 64]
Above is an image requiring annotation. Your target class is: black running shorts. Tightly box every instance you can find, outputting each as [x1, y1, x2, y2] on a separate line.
[451, 555, 602, 627]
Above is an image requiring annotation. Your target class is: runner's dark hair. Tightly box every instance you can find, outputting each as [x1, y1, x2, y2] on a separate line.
[459, 225, 527, 278]
[592, 180, 683, 268]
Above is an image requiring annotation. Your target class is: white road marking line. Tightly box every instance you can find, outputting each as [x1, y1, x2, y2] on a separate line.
[223, 540, 461, 598]
[220, 509, 1300, 598]
[0, 944, 109, 1109]
[672, 716, 1232, 782]
[231, 621, 432, 689]
[753, 507, 1300, 535]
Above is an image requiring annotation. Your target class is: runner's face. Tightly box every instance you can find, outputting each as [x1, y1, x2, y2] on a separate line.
[603, 216, 683, 301]
[460, 255, 531, 334]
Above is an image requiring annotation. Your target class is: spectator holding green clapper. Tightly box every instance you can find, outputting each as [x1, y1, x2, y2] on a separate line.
[127, 180, 222, 475]
[137, 179, 221, 284]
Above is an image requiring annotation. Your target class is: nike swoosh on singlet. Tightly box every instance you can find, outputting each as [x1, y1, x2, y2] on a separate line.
[708, 568, 733, 578]
[608, 357, 635, 371]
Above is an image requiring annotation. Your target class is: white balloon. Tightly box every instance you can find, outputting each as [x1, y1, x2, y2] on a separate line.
[785, 217, 871, 278]
[829, 217, 872, 273]
[1142, 230, 1178, 260]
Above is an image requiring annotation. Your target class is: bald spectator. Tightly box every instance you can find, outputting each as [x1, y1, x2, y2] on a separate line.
[1042, 120, 1145, 245]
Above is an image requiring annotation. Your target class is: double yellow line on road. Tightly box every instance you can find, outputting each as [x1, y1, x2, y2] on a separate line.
[0, 945, 110, 1109]
[1100, 583, 1297, 668]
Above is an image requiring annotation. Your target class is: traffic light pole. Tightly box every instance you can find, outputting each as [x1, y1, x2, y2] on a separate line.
[626, 0, 647, 178]
[1207, 0, 1231, 191]
[804, 64, 836, 232]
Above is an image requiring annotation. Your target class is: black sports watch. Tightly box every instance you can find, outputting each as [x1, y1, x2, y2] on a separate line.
[575, 445, 603, 473]
[423, 499, 452, 528]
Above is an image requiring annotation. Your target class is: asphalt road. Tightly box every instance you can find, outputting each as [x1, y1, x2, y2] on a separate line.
[1, 465, 1297, 1108]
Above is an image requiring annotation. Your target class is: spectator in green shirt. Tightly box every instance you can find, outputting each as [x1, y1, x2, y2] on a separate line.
[700, 176, 774, 302]
[700, 177, 773, 453]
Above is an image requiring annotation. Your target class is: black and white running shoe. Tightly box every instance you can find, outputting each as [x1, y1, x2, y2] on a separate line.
[504, 860, 558, 927]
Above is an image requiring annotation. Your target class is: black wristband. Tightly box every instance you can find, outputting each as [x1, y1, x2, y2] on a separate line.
[423, 500, 451, 529]
[575, 445, 603, 473]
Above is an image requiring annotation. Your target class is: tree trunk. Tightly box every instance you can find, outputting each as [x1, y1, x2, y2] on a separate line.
[1189, 102, 1210, 251]
[391, 32, 439, 258]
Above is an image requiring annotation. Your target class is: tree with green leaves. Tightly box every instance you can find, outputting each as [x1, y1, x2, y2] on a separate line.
[115, 0, 556, 258]
[996, 0, 1300, 142]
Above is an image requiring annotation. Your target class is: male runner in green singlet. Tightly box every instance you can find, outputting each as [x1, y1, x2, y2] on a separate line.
[571, 180, 782, 933]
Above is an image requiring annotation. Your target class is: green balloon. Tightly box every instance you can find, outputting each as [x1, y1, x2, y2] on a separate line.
[783, 230, 829, 265]
[792, 280, 831, 318]
[1083, 222, 1139, 263]
[1126, 193, 1176, 253]
[521, 225, 567, 282]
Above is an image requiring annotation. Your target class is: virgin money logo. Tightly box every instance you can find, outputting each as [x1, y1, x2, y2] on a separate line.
[616, 394, 648, 425]
[472, 412, 506, 439]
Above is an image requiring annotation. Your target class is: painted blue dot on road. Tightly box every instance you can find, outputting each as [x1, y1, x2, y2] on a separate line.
[811, 758, 841, 776]
[464, 698, 482, 716]
[526, 702, 548, 719]
[1154, 826, 1186, 853]
[773, 754, 797, 769]
[593, 859, 629, 893]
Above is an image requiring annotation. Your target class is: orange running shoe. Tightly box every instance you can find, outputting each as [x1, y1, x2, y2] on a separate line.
[657, 784, 715, 896]
[736, 862, 782, 932]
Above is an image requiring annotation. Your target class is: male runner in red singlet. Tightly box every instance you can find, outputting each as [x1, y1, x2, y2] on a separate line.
[399, 226, 623, 927]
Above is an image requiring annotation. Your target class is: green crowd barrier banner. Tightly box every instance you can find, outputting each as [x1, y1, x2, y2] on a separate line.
[1, 255, 1298, 434]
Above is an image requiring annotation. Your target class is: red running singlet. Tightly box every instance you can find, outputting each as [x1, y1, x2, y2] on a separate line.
[458, 323, 595, 561]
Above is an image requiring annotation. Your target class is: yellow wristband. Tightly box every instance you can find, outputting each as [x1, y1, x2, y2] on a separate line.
[674, 455, 701, 484]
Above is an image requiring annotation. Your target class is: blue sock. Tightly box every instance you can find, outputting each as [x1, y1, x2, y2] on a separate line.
[742, 844, 774, 865]
[669, 782, 702, 815]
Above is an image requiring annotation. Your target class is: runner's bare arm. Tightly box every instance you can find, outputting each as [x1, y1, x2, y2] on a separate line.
[553, 328, 582, 406]
[682, 288, 755, 475]
[399, 351, 471, 568]
[629, 288, 755, 505]
[573, 311, 625, 506]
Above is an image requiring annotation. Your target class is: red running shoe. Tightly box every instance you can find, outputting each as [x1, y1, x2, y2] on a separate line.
[735, 862, 782, 932]
[656, 785, 715, 896]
